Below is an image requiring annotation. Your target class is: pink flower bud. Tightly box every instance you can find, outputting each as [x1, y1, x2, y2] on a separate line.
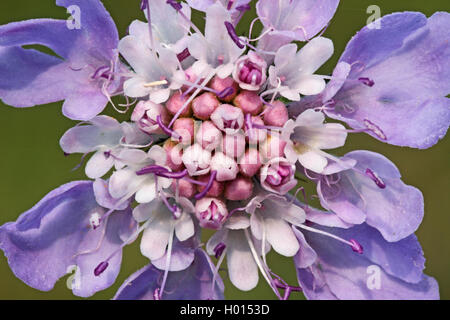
[195, 197, 228, 229]
[222, 132, 246, 159]
[196, 121, 222, 151]
[196, 174, 224, 197]
[263, 101, 288, 127]
[171, 179, 196, 198]
[192, 92, 220, 120]
[239, 148, 262, 177]
[163, 140, 184, 171]
[260, 157, 297, 194]
[260, 134, 287, 161]
[131, 100, 170, 134]
[166, 91, 192, 117]
[210, 152, 238, 182]
[224, 175, 254, 200]
[211, 104, 244, 135]
[209, 76, 238, 102]
[173, 117, 194, 145]
[234, 90, 263, 115]
[233, 51, 267, 91]
[245, 115, 267, 143]
[182, 144, 211, 176]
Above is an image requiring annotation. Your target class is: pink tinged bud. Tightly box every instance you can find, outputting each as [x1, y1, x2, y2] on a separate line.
[182, 144, 211, 176]
[210, 152, 239, 182]
[94, 261, 109, 276]
[163, 140, 184, 171]
[210, 104, 244, 134]
[224, 175, 254, 200]
[245, 115, 267, 143]
[173, 118, 194, 145]
[234, 90, 263, 115]
[260, 134, 287, 160]
[263, 101, 289, 127]
[209, 76, 238, 102]
[196, 173, 224, 197]
[171, 179, 196, 198]
[260, 158, 297, 194]
[131, 100, 170, 134]
[222, 132, 246, 159]
[195, 197, 228, 229]
[233, 52, 267, 91]
[192, 92, 220, 120]
[166, 91, 192, 117]
[239, 148, 262, 177]
[196, 121, 222, 151]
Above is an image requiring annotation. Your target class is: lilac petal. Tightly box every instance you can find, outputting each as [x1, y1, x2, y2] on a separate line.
[0, 0, 120, 120]
[297, 265, 338, 300]
[256, 0, 339, 52]
[0, 181, 133, 296]
[292, 228, 317, 269]
[152, 238, 195, 272]
[327, 12, 450, 149]
[114, 249, 224, 300]
[93, 178, 129, 210]
[298, 223, 439, 300]
[319, 150, 424, 242]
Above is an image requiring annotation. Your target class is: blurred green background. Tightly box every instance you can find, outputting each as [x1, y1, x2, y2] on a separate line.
[0, 0, 449, 300]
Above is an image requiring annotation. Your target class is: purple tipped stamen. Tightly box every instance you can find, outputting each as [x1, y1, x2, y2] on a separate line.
[195, 170, 217, 200]
[94, 261, 109, 276]
[136, 164, 169, 176]
[166, 0, 182, 11]
[358, 77, 375, 87]
[227, 0, 234, 10]
[349, 239, 364, 254]
[156, 115, 182, 141]
[213, 242, 226, 259]
[236, 4, 251, 12]
[224, 21, 245, 49]
[365, 168, 386, 189]
[140, 0, 147, 10]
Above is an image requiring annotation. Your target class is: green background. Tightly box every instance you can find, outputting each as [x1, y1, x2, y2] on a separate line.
[0, 0, 449, 300]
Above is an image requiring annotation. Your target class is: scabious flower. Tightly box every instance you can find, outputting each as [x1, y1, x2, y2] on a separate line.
[0, 0, 448, 300]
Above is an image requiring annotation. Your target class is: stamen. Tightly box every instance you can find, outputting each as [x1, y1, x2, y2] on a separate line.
[217, 87, 235, 99]
[213, 242, 226, 259]
[94, 261, 109, 276]
[363, 119, 387, 140]
[144, 0, 155, 50]
[177, 48, 190, 62]
[227, 0, 234, 10]
[365, 168, 386, 189]
[358, 77, 375, 87]
[224, 21, 245, 49]
[156, 115, 182, 141]
[166, 0, 182, 11]
[136, 164, 169, 176]
[194, 170, 218, 200]
[156, 169, 188, 179]
[159, 227, 175, 299]
[236, 4, 251, 12]
[296, 225, 364, 254]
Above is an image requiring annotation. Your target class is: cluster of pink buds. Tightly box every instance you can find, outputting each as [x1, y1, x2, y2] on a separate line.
[132, 72, 296, 229]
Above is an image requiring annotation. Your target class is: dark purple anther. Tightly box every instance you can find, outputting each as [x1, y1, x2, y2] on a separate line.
[156, 115, 182, 141]
[358, 77, 375, 87]
[224, 21, 245, 49]
[195, 171, 217, 200]
[227, 0, 234, 10]
[214, 242, 226, 259]
[156, 169, 188, 179]
[365, 168, 386, 189]
[217, 87, 235, 99]
[140, 0, 147, 10]
[166, 0, 182, 11]
[91, 65, 110, 80]
[349, 239, 364, 254]
[177, 48, 190, 62]
[94, 261, 109, 276]
[136, 164, 169, 176]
